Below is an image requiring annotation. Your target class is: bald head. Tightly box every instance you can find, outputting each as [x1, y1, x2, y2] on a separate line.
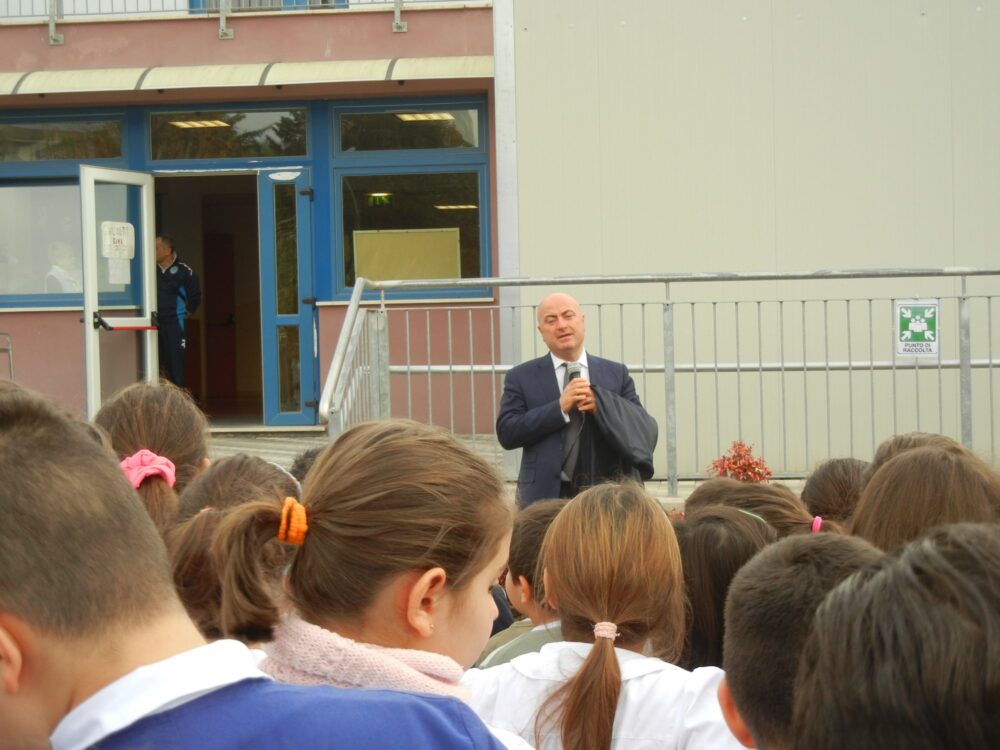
[537, 293, 586, 361]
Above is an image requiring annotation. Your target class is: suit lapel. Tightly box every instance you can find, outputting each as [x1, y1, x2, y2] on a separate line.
[534, 355, 560, 403]
[587, 355, 609, 388]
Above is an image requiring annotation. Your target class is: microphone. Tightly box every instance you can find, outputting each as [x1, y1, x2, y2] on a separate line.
[566, 362, 582, 382]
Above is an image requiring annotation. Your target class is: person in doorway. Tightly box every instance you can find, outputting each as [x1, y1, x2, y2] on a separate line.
[496, 292, 657, 506]
[156, 233, 201, 388]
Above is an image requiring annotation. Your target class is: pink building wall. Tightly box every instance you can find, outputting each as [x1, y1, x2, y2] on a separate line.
[1, 9, 493, 70]
[2, 6, 502, 428]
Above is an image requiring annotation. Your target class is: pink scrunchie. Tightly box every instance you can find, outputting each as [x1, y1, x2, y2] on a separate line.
[593, 622, 619, 640]
[120, 449, 176, 489]
[811, 516, 824, 533]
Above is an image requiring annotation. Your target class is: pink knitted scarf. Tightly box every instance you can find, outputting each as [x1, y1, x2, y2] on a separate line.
[261, 615, 469, 700]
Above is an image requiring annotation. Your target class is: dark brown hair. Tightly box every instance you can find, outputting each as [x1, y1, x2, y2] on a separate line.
[863, 431, 967, 486]
[214, 419, 512, 643]
[722, 533, 882, 749]
[851, 446, 1000, 550]
[687, 477, 842, 537]
[94, 381, 209, 534]
[0, 388, 176, 635]
[535, 483, 685, 750]
[508, 499, 568, 609]
[675, 505, 777, 670]
[168, 454, 299, 641]
[792, 523, 1000, 750]
[801, 457, 869, 522]
[289, 445, 325, 483]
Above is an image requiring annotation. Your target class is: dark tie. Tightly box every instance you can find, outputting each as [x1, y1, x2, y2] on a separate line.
[561, 363, 584, 482]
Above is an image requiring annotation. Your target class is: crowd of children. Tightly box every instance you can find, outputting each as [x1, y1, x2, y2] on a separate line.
[0, 379, 997, 749]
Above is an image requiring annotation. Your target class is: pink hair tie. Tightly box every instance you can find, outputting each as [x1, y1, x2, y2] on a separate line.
[593, 622, 619, 641]
[120, 449, 176, 489]
[811, 516, 824, 533]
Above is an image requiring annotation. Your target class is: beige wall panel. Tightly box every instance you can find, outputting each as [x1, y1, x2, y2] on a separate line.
[512, 1, 1000, 301]
[508, 1, 1000, 472]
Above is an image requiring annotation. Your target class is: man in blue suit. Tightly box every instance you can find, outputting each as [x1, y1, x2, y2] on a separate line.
[496, 293, 656, 506]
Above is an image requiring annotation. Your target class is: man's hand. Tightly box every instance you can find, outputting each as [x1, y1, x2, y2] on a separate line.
[561, 378, 596, 414]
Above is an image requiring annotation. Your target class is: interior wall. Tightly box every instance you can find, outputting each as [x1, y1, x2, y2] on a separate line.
[156, 174, 260, 412]
[202, 185, 262, 403]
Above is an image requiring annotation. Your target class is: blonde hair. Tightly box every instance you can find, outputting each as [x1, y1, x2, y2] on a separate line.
[535, 482, 686, 750]
[215, 419, 512, 643]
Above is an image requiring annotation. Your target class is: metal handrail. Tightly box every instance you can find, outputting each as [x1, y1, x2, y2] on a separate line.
[362, 266, 1000, 292]
[318, 277, 370, 422]
[319, 268, 1000, 493]
[319, 266, 1000, 425]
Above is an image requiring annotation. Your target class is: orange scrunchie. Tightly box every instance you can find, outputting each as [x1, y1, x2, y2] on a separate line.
[277, 497, 309, 546]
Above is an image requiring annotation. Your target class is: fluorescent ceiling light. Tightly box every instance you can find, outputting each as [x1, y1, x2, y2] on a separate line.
[168, 120, 231, 128]
[395, 112, 455, 122]
[434, 205, 478, 210]
[367, 192, 392, 198]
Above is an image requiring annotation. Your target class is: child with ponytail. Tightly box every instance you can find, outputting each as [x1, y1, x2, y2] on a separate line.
[167, 453, 300, 642]
[213, 419, 515, 700]
[95, 381, 210, 534]
[463, 482, 743, 750]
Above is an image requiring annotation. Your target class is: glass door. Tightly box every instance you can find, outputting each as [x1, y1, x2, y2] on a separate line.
[258, 168, 317, 425]
[79, 165, 157, 417]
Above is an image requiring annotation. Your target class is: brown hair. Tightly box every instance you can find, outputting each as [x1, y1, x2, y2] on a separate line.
[289, 445, 324, 483]
[535, 483, 685, 750]
[675, 505, 777, 670]
[850, 446, 1000, 550]
[214, 419, 512, 643]
[94, 381, 209, 534]
[687, 478, 842, 537]
[801, 457, 869, 522]
[508, 499, 568, 609]
[723, 533, 882, 749]
[0, 388, 176, 635]
[792, 523, 1000, 750]
[167, 454, 299, 641]
[863, 431, 967, 486]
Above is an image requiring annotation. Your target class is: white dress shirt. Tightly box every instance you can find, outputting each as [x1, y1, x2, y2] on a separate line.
[551, 350, 590, 424]
[50, 640, 268, 750]
[550, 350, 590, 392]
[462, 641, 743, 749]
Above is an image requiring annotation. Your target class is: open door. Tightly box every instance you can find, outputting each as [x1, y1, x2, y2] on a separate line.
[258, 168, 317, 425]
[80, 165, 158, 418]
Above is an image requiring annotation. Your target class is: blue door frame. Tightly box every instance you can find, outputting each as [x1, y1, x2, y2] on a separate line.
[258, 168, 317, 426]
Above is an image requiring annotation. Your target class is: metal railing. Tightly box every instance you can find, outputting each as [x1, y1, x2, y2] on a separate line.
[321, 268, 1000, 495]
[2, 0, 480, 44]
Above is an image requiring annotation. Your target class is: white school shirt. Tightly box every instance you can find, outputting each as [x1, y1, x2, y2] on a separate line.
[51, 638, 531, 750]
[462, 641, 743, 750]
[50, 640, 268, 750]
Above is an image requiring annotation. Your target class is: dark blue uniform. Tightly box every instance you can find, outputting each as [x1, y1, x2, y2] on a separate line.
[156, 255, 201, 387]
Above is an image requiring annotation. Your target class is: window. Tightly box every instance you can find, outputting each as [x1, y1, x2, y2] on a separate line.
[0, 182, 142, 305]
[341, 172, 481, 287]
[0, 184, 82, 297]
[0, 120, 121, 162]
[150, 109, 307, 160]
[340, 109, 479, 151]
[332, 98, 489, 297]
